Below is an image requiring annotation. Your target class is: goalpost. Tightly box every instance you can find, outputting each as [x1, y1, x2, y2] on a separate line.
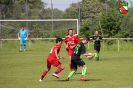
[0, 19, 79, 48]
[0, 19, 79, 35]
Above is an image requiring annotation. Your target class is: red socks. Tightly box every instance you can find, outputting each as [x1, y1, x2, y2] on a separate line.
[41, 70, 48, 80]
[69, 62, 72, 71]
[55, 67, 64, 74]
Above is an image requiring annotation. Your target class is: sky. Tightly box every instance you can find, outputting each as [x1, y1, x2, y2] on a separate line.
[42, 0, 81, 11]
[42, 0, 133, 11]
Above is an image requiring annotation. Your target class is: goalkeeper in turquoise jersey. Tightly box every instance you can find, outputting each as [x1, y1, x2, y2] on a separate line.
[92, 30, 102, 61]
[18, 26, 28, 52]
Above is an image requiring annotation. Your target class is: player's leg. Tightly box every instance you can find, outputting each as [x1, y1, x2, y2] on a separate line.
[97, 44, 101, 60]
[66, 60, 77, 81]
[94, 44, 99, 61]
[39, 60, 51, 82]
[52, 60, 64, 78]
[80, 65, 87, 81]
[23, 39, 26, 51]
[68, 56, 72, 71]
[76, 59, 87, 81]
[19, 39, 23, 52]
[68, 49, 73, 71]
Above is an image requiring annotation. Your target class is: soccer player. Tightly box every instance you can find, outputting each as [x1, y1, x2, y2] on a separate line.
[64, 28, 80, 71]
[18, 26, 28, 52]
[92, 30, 102, 61]
[65, 36, 94, 81]
[39, 38, 65, 82]
[73, 29, 80, 43]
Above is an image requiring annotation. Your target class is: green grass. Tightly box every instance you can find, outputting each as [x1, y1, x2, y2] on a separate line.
[0, 41, 133, 88]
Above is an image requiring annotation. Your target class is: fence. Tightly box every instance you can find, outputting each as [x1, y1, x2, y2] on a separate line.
[0, 38, 133, 51]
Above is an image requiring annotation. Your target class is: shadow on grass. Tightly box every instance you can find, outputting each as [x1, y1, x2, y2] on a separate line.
[74, 72, 89, 75]
[52, 79, 66, 82]
[52, 78, 101, 82]
[89, 79, 101, 81]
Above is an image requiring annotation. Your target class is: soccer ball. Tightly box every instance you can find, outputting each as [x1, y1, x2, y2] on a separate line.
[87, 53, 93, 60]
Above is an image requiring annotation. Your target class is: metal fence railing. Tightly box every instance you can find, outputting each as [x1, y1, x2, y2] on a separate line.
[0, 38, 133, 51]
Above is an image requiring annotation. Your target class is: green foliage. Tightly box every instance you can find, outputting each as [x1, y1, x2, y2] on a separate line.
[63, 3, 79, 19]
[100, 12, 120, 38]
[0, 0, 133, 40]
[80, 0, 105, 29]
[80, 24, 92, 37]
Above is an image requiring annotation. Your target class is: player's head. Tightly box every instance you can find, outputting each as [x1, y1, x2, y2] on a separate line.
[21, 26, 24, 30]
[95, 30, 99, 36]
[82, 36, 90, 44]
[56, 37, 63, 44]
[72, 29, 76, 34]
[68, 28, 73, 36]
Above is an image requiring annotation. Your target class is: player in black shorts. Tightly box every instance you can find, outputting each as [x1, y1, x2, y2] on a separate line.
[92, 30, 102, 61]
[65, 36, 94, 81]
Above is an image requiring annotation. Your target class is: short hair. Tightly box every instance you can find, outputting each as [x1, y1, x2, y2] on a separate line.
[21, 26, 24, 28]
[67, 28, 73, 35]
[56, 37, 63, 43]
[68, 28, 73, 32]
[83, 36, 90, 41]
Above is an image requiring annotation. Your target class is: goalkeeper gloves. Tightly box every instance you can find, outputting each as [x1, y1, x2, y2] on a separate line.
[25, 37, 28, 40]
[18, 37, 21, 40]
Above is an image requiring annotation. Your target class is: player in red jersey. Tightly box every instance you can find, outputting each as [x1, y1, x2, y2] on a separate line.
[73, 29, 80, 43]
[64, 28, 80, 71]
[39, 38, 65, 82]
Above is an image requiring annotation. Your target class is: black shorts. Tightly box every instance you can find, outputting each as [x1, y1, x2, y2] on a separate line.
[94, 44, 101, 52]
[71, 56, 85, 69]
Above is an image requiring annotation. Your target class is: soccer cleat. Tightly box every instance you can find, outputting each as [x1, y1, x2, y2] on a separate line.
[65, 78, 69, 81]
[52, 73, 59, 78]
[95, 58, 99, 61]
[19, 50, 22, 52]
[39, 79, 43, 82]
[80, 76, 87, 81]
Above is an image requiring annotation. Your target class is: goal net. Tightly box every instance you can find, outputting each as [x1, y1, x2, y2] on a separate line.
[0, 19, 79, 39]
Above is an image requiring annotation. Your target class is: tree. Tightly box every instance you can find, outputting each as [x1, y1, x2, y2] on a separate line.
[80, 0, 105, 30]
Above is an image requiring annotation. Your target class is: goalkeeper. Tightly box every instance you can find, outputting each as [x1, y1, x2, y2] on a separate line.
[18, 26, 28, 52]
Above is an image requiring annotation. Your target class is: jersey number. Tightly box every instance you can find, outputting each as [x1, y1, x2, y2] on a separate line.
[74, 44, 81, 54]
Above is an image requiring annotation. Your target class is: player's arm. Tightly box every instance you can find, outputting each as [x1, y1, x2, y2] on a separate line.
[76, 35, 80, 43]
[92, 36, 95, 42]
[54, 48, 60, 60]
[99, 36, 103, 42]
[25, 30, 28, 40]
[64, 42, 68, 48]
[70, 45, 76, 49]
[26, 30, 28, 38]
[18, 33, 20, 38]
[54, 48, 65, 60]
[58, 56, 65, 59]
[18, 31, 21, 39]
[64, 38, 68, 48]
[82, 46, 94, 57]
[83, 53, 94, 57]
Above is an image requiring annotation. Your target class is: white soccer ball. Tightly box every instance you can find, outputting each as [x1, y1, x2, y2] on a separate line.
[87, 53, 93, 60]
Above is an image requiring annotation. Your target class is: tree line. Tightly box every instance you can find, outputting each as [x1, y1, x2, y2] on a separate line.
[0, 0, 133, 41]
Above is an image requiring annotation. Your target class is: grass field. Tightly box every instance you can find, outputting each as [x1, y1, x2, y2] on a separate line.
[0, 42, 133, 88]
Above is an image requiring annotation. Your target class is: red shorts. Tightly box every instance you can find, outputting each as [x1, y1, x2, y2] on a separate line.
[47, 58, 61, 68]
[66, 47, 73, 57]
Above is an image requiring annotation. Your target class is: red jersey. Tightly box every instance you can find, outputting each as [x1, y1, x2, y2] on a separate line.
[73, 34, 80, 43]
[47, 44, 61, 61]
[64, 35, 80, 48]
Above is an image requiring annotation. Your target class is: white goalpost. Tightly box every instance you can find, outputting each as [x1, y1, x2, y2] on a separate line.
[0, 19, 79, 49]
[0, 19, 79, 34]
